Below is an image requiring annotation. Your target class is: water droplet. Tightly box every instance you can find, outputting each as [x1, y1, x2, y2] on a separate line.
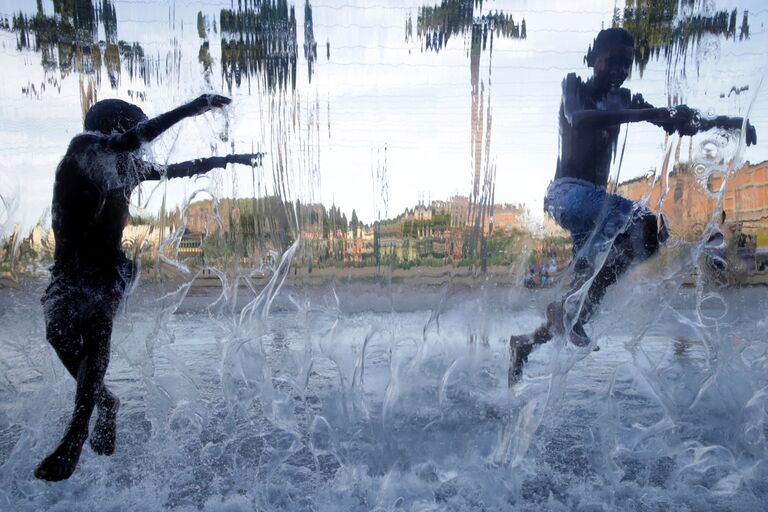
[705, 227, 725, 248]
[706, 170, 727, 196]
[700, 141, 719, 162]
[699, 293, 728, 321]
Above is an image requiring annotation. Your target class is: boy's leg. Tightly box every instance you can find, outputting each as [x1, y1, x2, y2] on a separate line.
[508, 185, 658, 384]
[508, 324, 553, 385]
[42, 289, 120, 442]
[553, 191, 638, 328]
[573, 232, 634, 324]
[36, 277, 123, 481]
[35, 311, 114, 481]
[79, 311, 119, 457]
[542, 193, 663, 347]
[508, 181, 595, 383]
[578, 207, 661, 324]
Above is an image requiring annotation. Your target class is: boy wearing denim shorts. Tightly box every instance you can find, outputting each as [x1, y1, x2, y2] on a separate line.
[508, 28, 757, 385]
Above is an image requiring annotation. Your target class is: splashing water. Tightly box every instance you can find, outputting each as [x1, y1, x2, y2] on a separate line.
[2, 277, 768, 510]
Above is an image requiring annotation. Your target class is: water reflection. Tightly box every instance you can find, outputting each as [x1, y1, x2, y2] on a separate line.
[4, 0, 317, 102]
[8, 0, 152, 93]
[303, 0, 317, 83]
[0, 1, 763, 280]
[619, 0, 750, 76]
[196, 11, 214, 86]
[219, 0, 302, 93]
[411, 0, 528, 269]
[177, 195, 302, 265]
[410, 0, 526, 53]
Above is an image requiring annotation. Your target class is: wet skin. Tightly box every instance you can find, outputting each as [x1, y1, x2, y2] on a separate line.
[509, 41, 758, 386]
[35, 94, 263, 481]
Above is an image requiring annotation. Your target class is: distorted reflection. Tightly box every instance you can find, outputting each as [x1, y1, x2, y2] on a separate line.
[411, 0, 528, 269]
[7, 0, 156, 114]
[219, 0, 302, 92]
[620, 0, 750, 75]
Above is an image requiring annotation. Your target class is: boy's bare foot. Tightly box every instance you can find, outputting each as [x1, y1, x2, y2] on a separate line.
[508, 324, 553, 386]
[90, 395, 119, 456]
[34, 433, 86, 481]
[509, 335, 533, 386]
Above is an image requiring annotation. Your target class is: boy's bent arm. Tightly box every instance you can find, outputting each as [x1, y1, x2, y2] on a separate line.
[106, 94, 231, 152]
[561, 73, 668, 129]
[568, 107, 667, 129]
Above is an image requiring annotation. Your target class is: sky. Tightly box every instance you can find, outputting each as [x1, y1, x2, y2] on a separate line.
[0, 0, 767, 232]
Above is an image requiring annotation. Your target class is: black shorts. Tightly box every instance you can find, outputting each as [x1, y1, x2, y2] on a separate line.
[41, 257, 134, 323]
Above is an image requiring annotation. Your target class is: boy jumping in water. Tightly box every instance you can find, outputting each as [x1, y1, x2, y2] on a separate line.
[36, 95, 262, 481]
[508, 28, 757, 385]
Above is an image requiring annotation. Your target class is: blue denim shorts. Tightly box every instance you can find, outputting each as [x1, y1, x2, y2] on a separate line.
[544, 178, 650, 257]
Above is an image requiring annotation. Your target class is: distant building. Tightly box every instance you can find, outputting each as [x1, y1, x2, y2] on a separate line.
[184, 199, 225, 235]
[414, 203, 432, 221]
[618, 159, 768, 240]
[491, 203, 527, 233]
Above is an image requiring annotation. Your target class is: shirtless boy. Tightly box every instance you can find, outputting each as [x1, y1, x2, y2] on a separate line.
[36, 95, 261, 480]
[508, 28, 757, 385]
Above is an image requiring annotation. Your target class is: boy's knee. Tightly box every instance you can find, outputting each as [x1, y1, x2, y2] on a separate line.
[45, 316, 77, 350]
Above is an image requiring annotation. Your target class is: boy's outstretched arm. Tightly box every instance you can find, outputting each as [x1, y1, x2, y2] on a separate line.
[567, 106, 671, 129]
[138, 153, 265, 181]
[164, 153, 265, 179]
[561, 74, 672, 129]
[684, 112, 757, 146]
[107, 94, 232, 152]
[635, 95, 757, 145]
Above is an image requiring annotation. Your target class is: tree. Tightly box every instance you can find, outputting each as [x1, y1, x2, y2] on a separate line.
[350, 209, 359, 238]
[196, 11, 207, 39]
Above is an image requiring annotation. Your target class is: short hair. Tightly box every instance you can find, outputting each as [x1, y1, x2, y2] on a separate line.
[84, 99, 147, 134]
[585, 28, 634, 67]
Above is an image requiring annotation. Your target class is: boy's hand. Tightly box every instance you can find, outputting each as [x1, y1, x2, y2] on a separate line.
[652, 107, 677, 134]
[675, 106, 701, 137]
[746, 122, 757, 146]
[665, 105, 697, 136]
[656, 105, 700, 137]
[226, 153, 264, 166]
[189, 94, 231, 115]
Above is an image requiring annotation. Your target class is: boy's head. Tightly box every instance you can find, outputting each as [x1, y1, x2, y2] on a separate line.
[84, 99, 147, 135]
[585, 28, 634, 90]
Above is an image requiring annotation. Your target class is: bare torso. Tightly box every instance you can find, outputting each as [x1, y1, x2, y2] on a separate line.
[556, 74, 648, 187]
[51, 135, 140, 273]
